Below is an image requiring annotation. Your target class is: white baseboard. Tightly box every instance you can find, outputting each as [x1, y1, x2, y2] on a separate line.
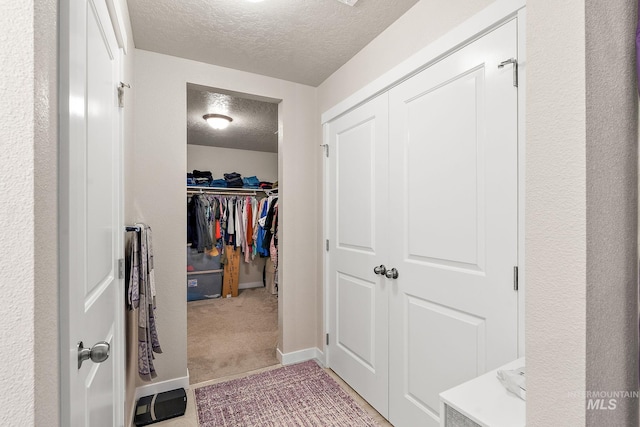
[134, 371, 190, 400]
[238, 281, 264, 290]
[277, 347, 325, 366]
[315, 348, 326, 367]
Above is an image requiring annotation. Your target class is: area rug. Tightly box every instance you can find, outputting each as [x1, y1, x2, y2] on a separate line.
[195, 360, 378, 426]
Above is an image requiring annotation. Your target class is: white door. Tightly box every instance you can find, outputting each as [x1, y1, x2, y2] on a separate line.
[60, 0, 124, 425]
[327, 94, 390, 417]
[388, 21, 519, 427]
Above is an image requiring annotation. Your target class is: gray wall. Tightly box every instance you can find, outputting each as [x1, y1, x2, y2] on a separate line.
[585, 1, 639, 425]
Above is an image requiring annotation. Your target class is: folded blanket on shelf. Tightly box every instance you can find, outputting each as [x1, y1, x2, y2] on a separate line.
[210, 179, 227, 188]
[193, 170, 213, 180]
[224, 172, 244, 188]
[243, 176, 260, 188]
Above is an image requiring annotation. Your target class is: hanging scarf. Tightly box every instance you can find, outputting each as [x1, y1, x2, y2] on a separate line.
[128, 224, 163, 381]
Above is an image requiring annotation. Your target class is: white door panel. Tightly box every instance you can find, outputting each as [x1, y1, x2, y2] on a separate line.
[328, 94, 390, 417]
[388, 21, 518, 427]
[405, 68, 484, 269]
[61, 0, 123, 424]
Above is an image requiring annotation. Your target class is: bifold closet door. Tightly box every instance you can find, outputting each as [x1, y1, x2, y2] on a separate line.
[327, 94, 390, 418]
[388, 20, 519, 427]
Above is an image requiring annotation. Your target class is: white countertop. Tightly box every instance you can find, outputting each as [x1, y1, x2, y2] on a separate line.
[439, 358, 526, 427]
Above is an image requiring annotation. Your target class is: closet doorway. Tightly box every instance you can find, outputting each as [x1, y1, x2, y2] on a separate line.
[186, 84, 281, 385]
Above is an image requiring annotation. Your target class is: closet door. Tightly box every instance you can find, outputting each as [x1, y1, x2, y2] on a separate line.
[388, 20, 519, 427]
[327, 93, 390, 417]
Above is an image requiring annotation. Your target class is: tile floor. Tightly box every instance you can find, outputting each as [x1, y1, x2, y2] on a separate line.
[153, 363, 393, 427]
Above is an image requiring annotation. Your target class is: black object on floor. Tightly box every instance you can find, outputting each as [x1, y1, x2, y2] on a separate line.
[134, 388, 187, 426]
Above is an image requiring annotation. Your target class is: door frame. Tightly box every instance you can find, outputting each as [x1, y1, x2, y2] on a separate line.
[322, 0, 527, 370]
[58, 0, 126, 424]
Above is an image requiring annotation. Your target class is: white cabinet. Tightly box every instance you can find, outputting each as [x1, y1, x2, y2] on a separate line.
[326, 19, 520, 427]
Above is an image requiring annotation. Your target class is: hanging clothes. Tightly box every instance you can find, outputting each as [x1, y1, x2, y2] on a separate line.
[256, 197, 270, 257]
[262, 196, 278, 251]
[186, 192, 279, 271]
[190, 195, 213, 252]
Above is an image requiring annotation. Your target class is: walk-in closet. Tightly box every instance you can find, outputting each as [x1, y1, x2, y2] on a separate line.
[185, 84, 280, 385]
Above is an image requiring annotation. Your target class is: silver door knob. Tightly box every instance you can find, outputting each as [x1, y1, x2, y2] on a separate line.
[373, 265, 387, 275]
[385, 268, 399, 279]
[77, 341, 110, 369]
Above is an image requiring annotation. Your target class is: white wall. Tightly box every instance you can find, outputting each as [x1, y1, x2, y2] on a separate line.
[187, 144, 277, 286]
[0, 0, 58, 426]
[526, 1, 587, 423]
[0, 2, 37, 426]
[34, 0, 59, 425]
[117, 0, 139, 423]
[187, 144, 278, 183]
[133, 49, 318, 389]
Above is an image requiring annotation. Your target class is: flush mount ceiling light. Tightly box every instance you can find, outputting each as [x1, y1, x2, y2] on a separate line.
[336, 0, 358, 5]
[203, 114, 233, 130]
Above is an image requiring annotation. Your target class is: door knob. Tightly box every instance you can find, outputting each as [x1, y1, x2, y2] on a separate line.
[77, 341, 110, 369]
[385, 268, 399, 279]
[373, 265, 387, 275]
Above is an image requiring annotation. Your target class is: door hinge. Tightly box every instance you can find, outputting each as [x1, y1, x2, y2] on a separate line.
[118, 258, 125, 280]
[513, 266, 519, 291]
[326, 333, 329, 346]
[498, 58, 518, 87]
[326, 239, 329, 251]
[320, 144, 329, 157]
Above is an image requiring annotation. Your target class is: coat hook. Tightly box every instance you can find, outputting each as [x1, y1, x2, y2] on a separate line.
[118, 82, 131, 108]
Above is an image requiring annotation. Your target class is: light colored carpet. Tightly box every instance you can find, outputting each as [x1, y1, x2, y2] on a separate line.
[187, 287, 278, 385]
[195, 360, 379, 427]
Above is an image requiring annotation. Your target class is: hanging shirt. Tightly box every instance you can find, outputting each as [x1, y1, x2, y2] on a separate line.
[235, 198, 244, 249]
[244, 197, 253, 263]
[227, 197, 235, 235]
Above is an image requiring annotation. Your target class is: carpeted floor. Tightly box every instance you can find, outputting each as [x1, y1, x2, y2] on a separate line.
[195, 360, 379, 427]
[187, 287, 279, 385]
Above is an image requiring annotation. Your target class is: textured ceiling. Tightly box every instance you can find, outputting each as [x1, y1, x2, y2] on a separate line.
[128, 0, 419, 86]
[187, 84, 279, 152]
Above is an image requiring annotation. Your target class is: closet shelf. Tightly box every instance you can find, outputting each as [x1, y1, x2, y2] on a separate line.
[187, 186, 278, 197]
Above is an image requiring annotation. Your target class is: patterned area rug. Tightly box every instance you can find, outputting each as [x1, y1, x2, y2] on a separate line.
[195, 360, 378, 426]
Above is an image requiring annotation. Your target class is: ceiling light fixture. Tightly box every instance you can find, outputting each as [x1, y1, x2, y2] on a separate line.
[336, 0, 358, 5]
[203, 114, 233, 130]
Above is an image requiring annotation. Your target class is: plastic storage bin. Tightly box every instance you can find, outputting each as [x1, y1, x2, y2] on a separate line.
[187, 272, 222, 301]
[187, 247, 222, 301]
[187, 247, 221, 271]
